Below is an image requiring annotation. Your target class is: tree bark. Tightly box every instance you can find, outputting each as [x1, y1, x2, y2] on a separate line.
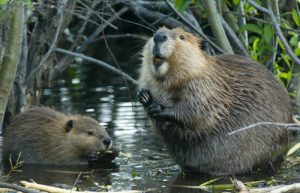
[0, 5, 24, 129]
[202, 0, 234, 54]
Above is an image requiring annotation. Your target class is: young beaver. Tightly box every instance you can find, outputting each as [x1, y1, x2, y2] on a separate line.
[138, 27, 293, 175]
[3, 107, 113, 165]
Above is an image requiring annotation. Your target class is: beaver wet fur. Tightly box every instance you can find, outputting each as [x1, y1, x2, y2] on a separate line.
[138, 27, 293, 175]
[3, 107, 113, 165]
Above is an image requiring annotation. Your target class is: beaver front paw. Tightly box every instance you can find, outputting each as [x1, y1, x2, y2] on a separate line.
[148, 103, 180, 124]
[147, 102, 163, 117]
[98, 149, 119, 162]
[137, 88, 152, 107]
[88, 151, 98, 165]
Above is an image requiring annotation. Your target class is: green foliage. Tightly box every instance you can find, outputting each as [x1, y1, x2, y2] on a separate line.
[235, 1, 299, 88]
[233, 0, 240, 5]
[174, 0, 193, 12]
[0, 0, 8, 5]
[292, 9, 300, 26]
[240, 23, 275, 65]
[0, 0, 32, 11]
[240, 24, 263, 35]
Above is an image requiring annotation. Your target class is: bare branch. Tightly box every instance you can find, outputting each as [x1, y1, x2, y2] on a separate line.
[56, 48, 138, 85]
[221, 18, 249, 56]
[96, 33, 149, 41]
[132, 4, 183, 28]
[77, 0, 118, 30]
[24, 0, 67, 85]
[228, 122, 300, 136]
[52, 7, 129, 80]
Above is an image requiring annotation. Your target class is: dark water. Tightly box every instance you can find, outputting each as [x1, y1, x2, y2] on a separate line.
[2, 61, 300, 192]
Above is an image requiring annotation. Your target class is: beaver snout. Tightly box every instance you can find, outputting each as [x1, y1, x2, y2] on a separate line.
[154, 31, 168, 43]
[103, 137, 112, 149]
[152, 32, 168, 68]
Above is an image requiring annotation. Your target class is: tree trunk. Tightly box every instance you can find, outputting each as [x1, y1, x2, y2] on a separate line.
[0, 5, 24, 129]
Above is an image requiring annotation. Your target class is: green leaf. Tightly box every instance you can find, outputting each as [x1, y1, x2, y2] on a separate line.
[131, 171, 139, 178]
[175, 0, 191, 13]
[233, 0, 240, 5]
[263, 25, 274, 44]
[199, 178, 221, 186]
[280, 18, 292, 29]
[252, 38, 260, 51]
[295, 48, 300, 56]
[292, 9, 300, 26]
[278, 38, 285, 51]
[281, 53, 292, 68]
[240, 24, 263, 35]
[290, 35, 299, 47]
[0, 0, 8, 5]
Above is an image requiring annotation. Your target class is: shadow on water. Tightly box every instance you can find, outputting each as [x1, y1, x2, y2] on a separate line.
[2, 55, 300, 192]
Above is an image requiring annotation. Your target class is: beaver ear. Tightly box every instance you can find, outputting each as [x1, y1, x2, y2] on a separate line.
[65, 120, 73, 133]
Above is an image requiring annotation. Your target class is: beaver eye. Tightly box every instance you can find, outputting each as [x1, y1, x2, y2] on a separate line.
[87, 131, 94, 136]
[179, 35, 185, 40]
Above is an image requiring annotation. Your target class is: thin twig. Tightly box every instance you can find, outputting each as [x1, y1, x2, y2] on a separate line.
[164, 0, 225, 54]
[24, 0, 67, 85]
[56, 48, 138, 85]
[228, 122, 300, 136]
[77, 0, 117, 30]
[96, 33, 149, 41]
[238, 0, 248, 46]
[265, 0, 279, 70]
[246, 0, 300, 66]
[221, 18, 249, 56]
[78, 0, 101, 34]
[132, 4, 183, 29]
[79, 7, 128, 53]
[52, 7, 129, 80]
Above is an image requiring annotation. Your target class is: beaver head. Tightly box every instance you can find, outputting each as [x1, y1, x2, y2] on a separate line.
[65, 116, 112, 154]
[142, 27, 208, 81]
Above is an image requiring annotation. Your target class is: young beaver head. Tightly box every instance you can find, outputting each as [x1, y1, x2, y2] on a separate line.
[66, 116, 112, 154]
[141, 27, 208, 84]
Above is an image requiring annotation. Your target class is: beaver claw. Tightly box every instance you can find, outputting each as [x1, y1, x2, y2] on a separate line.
[137, 88, 152, 107]
[88, 151, 98, 165]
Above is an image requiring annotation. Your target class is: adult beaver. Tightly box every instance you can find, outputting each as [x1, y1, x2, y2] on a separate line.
[138, 27, 293, 175]
[3, 107, 115, 165]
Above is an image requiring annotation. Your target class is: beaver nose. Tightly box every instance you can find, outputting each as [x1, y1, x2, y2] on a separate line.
[153, 31, 167, 43]
[103, 137, 111, 148]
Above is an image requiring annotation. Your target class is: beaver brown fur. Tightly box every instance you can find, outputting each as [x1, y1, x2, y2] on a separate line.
[138, 27, 293, 175]
[3, 107, 113, 165]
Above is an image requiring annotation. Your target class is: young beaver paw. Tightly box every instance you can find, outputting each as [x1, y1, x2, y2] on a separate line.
[137, 88, 152, 107]
[88, 151, 98, 165]
[98, 149, 119, 162]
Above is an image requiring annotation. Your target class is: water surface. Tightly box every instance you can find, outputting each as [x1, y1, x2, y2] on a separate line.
[2, 62, 300, 193]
